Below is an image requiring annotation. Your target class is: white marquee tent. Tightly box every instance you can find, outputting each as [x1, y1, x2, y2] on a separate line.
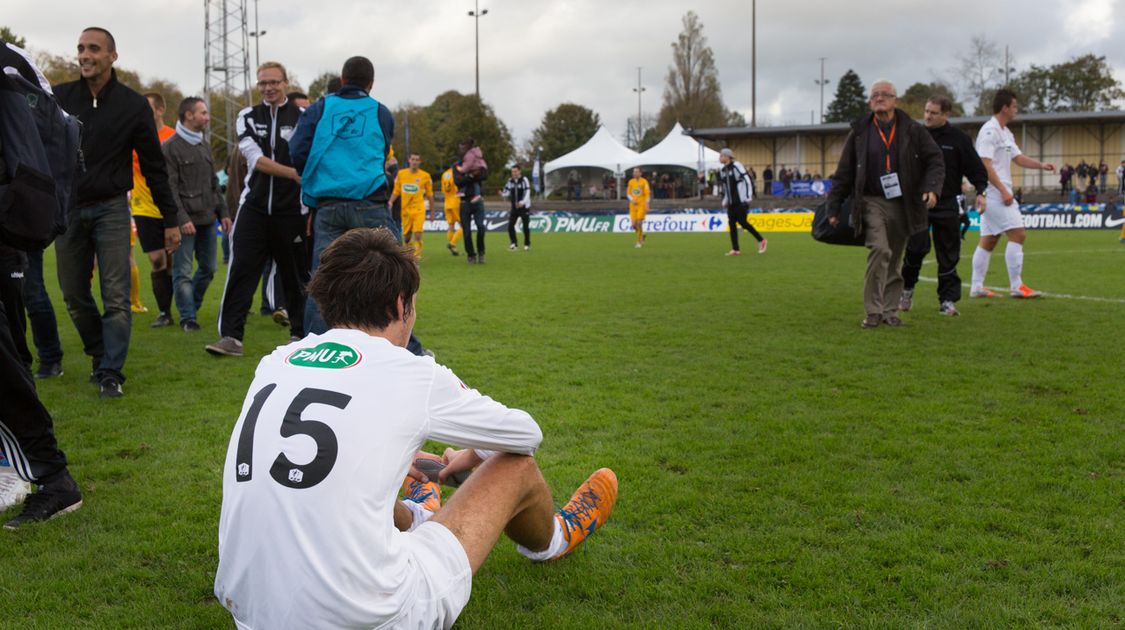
[543, 126, 641, 174]
[624, 122, 721, 171]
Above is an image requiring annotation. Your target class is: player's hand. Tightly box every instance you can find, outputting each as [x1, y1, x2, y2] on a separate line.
[180, 221, 196, 236]
[1002, 190, 1015, 205]
[1042, 163, 1056, 173]
[164, 227, 182, 253]
[922, 192, 937, 209]
[441, 448, 483, 484]
[976, 195, 987, 213]
[828, 215, 839, 227]
[221, 217, 233, 233]
[408, 451, 444, 483]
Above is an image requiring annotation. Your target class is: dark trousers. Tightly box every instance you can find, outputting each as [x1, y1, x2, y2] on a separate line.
[0, 291, 68, 483]
[218, 208, 307, 341]
[508, 209, 530, 246]
[462, 200, 487, 257]
[901, 210, 962, 303]
[22, 248, 63, 366]
[727, 204, 763, 251]
[0, 249, 31, 369]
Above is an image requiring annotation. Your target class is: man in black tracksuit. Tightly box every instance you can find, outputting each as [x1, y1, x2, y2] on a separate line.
[899, 95, 988, 317]
[501, 166, 532, 250]
[206, 62, 306, 357]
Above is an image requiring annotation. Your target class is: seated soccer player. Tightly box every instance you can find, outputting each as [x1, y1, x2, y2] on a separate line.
[214, 227, 618, 629]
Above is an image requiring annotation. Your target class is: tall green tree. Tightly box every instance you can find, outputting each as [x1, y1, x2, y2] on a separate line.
[824, 69, 868, 123]
[899, 81, 965, 119]
[1, 26, 27, 49]
[655, 11, 734, 135]
[307, 71, 338, 101]
[530, 103, 601, 163]
[625, 113, 658, 151]
[1013, 54, 1124, 113]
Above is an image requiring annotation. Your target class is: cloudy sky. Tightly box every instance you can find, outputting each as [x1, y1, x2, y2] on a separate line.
[5, 0, 1122, 146]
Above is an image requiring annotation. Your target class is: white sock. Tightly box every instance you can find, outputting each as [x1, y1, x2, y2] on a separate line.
[516, 515, 569, 562]
[401, 500, 434, 532]
[971, 246, 991, 290]
[1005, 241, 1024, 290]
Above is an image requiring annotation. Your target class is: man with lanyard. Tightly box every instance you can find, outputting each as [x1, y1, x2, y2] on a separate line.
[969, 88, 1055, 299]
[289, 55, 428, 356]
[826, 79, 944, 328]
[54, 27, 182, 396]
[626, 167, 651, 248]
[501, 165, 532, 251]
[387, 153, 434, 259]
[206, 61, 306, 357]
[131, 92, 178, 329]
[440, 164, 463, 256]
[718, 148, 767, 256]
[899, 95, 988, 317]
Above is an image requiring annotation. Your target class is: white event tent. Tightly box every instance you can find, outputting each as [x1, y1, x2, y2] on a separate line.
[624, 122, 722, 171]
[542, 127, 640, 198]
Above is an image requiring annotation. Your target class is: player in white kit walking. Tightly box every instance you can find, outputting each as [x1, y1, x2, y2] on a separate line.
[970, 88, 1055, 298]
[214, 227, 617, 630]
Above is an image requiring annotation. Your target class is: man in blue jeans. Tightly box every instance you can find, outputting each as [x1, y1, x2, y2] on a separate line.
[290, 55, 427, 354]
[164, 97, 230, 332]
[54, 27, 182, 397]
[22, 249, 64, 379]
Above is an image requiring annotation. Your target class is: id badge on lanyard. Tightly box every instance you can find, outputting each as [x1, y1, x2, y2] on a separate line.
[875, 116, 902, 199]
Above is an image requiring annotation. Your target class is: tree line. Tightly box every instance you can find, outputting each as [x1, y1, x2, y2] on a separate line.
[824, 35, 1123, 123]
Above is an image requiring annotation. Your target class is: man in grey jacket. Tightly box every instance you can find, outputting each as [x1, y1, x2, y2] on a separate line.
[164, 97, 230, 332]
[826, 80, 944, 328]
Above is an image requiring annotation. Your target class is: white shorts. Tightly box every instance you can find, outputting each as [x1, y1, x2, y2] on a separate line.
[390, 521, 473, 629]
[981, 192, 1024, 236]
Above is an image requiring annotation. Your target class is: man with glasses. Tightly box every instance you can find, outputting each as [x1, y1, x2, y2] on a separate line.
[206, 62, 306, 357]
[826, 80, 944, 328]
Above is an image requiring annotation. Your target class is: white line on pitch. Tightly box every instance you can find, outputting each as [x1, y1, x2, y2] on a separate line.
[915, 276, 1125, 304]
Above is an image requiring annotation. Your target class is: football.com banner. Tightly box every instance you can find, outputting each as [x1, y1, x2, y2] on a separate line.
[422, 204, 1121, 234]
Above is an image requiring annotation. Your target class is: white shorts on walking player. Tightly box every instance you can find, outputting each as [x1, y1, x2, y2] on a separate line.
[981, 193, 1024, 236]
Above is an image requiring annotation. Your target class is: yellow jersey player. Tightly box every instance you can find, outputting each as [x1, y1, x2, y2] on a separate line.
[627, 167, 651, 248]
[441, 166, 463, 256]
[388, 154, 434, 258]
[131, 93, 177, 323]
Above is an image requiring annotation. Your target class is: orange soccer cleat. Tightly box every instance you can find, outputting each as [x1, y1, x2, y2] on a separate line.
[552, 468, 618, 560]
[401, 477, 441, 513]
[1010, 284, 1043, 299]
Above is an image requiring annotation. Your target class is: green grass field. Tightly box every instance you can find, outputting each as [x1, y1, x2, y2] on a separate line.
[1, 229, 1122, 628]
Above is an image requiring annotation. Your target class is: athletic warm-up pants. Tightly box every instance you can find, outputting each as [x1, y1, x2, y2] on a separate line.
[508, 209, 530, 247]
[727, 204, 763, 251]
[217, 208, 308, 341]
[462, 200, 487, 257]
[901, 207, 963, 303]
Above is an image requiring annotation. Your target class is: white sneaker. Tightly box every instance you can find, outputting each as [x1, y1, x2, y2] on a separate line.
[634, 242, 643, 248]
[0, 469, 31, 512]
[509, 243, 517, 251]
[524, 245, 530, 251]
[939, 300, 960, 316]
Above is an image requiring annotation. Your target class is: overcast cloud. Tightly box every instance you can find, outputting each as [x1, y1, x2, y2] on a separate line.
[5, 0, 1123, 146]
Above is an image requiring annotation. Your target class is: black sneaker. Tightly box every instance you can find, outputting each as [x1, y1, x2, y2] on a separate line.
[151, 313, 174, 328]
[478, 255, 486, 264]
[3, 473, 82, 530]
[467, 255, 477, 264]
[181, 319, 201, 332]
[99, 376, 123, 399]
[34, 362, 63, 379]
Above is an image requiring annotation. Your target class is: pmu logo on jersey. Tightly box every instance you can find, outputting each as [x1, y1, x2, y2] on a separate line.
[286, 342, 362, 369]
[403, 183, 420, 193]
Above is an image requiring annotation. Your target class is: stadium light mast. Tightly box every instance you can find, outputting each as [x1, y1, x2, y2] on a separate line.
[633, 67, 645, 149]
[204, 0, 252, 162]
[248, 0, 266, 69]
[468, 0, 489, 98]
[814, 57, 830, 124]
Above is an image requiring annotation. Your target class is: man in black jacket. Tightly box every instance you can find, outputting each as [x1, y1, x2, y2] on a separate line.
[826, 80, 944, 328]
[899, 95, 988, 317]
[54, 27, 182, 397]
[501, 166, 532, 251]
[206, 61, 307, 357]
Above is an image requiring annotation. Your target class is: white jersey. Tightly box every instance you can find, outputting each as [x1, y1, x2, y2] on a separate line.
[975, 116, 1022, 191]
[215, 329, 542, 629]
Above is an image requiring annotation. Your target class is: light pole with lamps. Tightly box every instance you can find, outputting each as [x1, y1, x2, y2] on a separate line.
[249, 0, 266, 69]
[467, 0, 489, 98]
[632, 67, 645, 149]
[814, 57, 829, 124]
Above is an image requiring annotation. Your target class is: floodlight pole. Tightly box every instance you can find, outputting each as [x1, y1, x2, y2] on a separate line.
[751, 0, 756, 127]
[814, 57, 829, 124]
[632, 67, 645, 148]
[468, 1, 489, 98]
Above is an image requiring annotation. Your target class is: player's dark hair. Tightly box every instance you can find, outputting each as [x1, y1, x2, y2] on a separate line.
[82, 27, 116, 52]
[927, 94, 953, 114]
[307, 228, 419, 330]
[143, 92, 165, 111]
[178, 96, 205, 122]
[341, 56, 374, 88]
[326, 76, 342, 94]
[993, 88, 1017, 114]
[286, 91, 308, 102]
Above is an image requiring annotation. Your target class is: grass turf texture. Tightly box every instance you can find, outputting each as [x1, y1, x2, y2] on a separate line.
[1, 230, 1122, 628]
